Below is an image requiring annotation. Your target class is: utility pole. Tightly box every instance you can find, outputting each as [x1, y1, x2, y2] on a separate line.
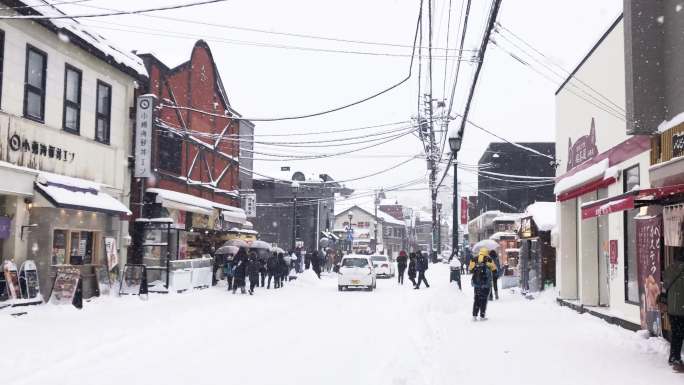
[374, 190, 379, 253]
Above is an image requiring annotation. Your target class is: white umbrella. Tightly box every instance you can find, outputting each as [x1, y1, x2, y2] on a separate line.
[271, 246, 285, 254]
[250, 240, 272, 250]
[215, 244, 239, 256]
[225, 239, 249, 248]
[472, 239, 499, 255]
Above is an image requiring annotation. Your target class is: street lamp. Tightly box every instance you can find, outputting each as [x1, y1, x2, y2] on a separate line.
[448, 130, 463, 260]
[347, 213, 353, 253]
[291, 180, 300, 251]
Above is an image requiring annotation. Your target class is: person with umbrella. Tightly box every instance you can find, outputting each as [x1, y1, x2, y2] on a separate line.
[232, 247, 248, 294]
[469, 247, 497, 320]
[407, 252, 417, 286]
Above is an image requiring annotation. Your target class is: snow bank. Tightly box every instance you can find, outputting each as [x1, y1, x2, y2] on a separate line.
[292, 269, 324, 287]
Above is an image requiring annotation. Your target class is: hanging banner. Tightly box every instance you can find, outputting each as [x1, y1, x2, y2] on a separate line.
[134, 95, 156, 178]
[663, 205, 684, 247]
[105, 237, 119, 270]
[460, 197, 468, 225]
[635, 215, 662, 336]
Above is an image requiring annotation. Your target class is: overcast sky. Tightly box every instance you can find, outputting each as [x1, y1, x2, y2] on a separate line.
[58, 0, 622, 212]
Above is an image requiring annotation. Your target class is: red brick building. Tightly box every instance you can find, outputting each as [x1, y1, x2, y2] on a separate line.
[135, 40, 241, 208]
[128, 41, 252, 265]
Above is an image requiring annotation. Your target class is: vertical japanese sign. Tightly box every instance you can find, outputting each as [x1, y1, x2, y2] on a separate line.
[243, 193, 257, 218]
[135, 95, 156, 178]
[104, 237, 118, 271]
[635, 215, 662, 336]
[460, 197, 468, 225]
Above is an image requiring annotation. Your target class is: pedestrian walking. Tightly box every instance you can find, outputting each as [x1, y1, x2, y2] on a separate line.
[464, 247, 473, 275]
[414, 252, 430, 289]
[224, 256, 235, 291]
[407, 253, 417, 286]
[663, 250, 684, 368]
[278, 253, 289, 286]
[246, 252, 260, 295]
[396, 250, 408, 285]
[449, 254, 462, 290]
[311, 250, 322, 278]
[266, 252, 279, 289]
[232, 248, 248, 294]
[258, 254, 267, 287]
[469, 248, 496, 320]
[489, 249, 501, 300]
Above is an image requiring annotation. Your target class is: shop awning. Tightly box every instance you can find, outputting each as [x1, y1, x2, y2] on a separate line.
[213, 203, 247, 225]
[146, 188, 213, 215]
[581, 183, 684, 219]
[555, 159, 618, 202]
[35, 173, 131, 216]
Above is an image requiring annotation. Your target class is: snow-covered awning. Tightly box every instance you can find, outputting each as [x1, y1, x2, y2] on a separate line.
[213, 203, 246, 225]
[35, 173, 130, 216]
[146, 188, 213, 215]
[554, 159, 617, 201]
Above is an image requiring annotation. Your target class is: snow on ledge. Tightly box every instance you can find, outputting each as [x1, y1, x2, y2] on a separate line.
[554, 158, 609, 195]
[657, 111, 684, 133]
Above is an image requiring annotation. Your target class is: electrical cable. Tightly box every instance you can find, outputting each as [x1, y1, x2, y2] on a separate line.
[0, 0, 228, 19]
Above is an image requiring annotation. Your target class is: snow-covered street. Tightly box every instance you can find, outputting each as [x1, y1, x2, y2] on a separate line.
[3, 264, 681, 385]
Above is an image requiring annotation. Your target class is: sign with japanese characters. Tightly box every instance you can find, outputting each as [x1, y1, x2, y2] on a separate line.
[243, 193, 256, 218]
[134, 95, 155, 178]
[673, 132, 684, 158]
[566, 118, 599, 171]
[104, 237, 118, 270]
[663, 205, 684, 247]
[8, 133, 75, 162]
[635, 215, 662, 337]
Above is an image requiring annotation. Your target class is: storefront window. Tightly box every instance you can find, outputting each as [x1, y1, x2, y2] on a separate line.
[624, 165, 640, 303]
[52, 229, 98, 265]
[52, 229, 67, 265]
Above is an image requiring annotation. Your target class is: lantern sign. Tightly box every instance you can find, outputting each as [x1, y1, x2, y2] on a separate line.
[135, 95, 156, 178]
[243, 193, 256, 218]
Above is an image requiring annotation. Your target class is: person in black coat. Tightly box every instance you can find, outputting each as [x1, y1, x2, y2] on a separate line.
[488, 250, 501, 300]
[246, 252, 260, 295]
[278, 253, 289, 286]
[415, 252, 430, 289]
[396, 250, 408, 285]
[232, 247, 248, 294]
[311, 250, 322, 278]
[258, 253, 267, 287]
[407, 253, 417, 286]
[266, 252, 279, 289]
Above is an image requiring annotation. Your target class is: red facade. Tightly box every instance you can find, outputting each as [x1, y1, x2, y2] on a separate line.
[136, 40, 241, 210]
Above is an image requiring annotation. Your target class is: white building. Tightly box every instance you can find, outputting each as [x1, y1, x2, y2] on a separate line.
[0, 1, 145, 299]
[554, 15, 650, 328]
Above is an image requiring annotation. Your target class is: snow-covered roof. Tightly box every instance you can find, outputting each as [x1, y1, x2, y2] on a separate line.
[524, 202, 556, 231]
[490, 231, 517, 241]
[19, 0, 147, 77]
[334, 202, 405, 226]
[35, 172, 130, 215]
[657, 111, 684, 133]
[379, 198, 399, 206]
[492, 213, 524, 223]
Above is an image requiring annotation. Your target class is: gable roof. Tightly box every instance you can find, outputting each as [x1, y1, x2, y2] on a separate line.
[138, 40, 240, 116]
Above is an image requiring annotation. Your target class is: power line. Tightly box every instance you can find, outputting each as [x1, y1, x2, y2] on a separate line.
[69, 1, 476, 53]
[81, 20, 472, 60]
[0, 0, 227, 19]
[495, 22, 624, 113]
[151, 1, 425, 123]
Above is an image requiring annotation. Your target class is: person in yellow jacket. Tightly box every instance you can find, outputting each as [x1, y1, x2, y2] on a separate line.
[469, 248, 497, 320]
